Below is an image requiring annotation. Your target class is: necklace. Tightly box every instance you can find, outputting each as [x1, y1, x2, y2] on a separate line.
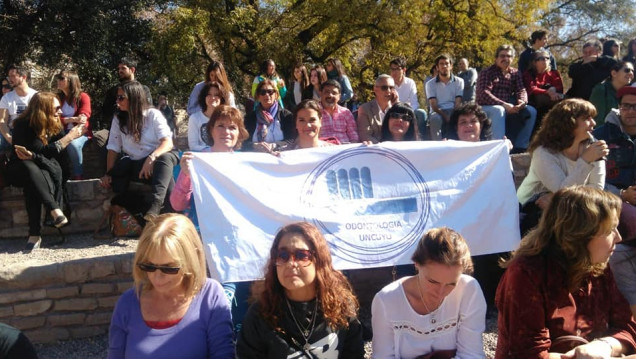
[416, 276, 438, 324]
[285, 297, 318, 351]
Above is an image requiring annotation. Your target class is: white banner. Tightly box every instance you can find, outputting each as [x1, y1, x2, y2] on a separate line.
[190, 140, 520, 282]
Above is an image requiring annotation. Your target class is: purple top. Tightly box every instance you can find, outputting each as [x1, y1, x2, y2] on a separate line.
[108, 278, 234, 359]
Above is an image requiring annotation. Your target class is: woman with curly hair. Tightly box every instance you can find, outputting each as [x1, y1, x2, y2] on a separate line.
[372, 227, 487, 358]
[517, 99, 608, 233]
[237, 222, 364, 358]
[446, 103, 493, 142]
[496, 186, 636, 358]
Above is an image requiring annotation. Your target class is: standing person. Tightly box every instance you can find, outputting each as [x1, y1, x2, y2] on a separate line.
[251, 59, 287, 107]
[319, 80, 359, 144]
[589, 61, 634, 125]
[603, 38, 622, 60]
[108, 213, 235, 359]
[496, 186, 636, 358]
[425, 54, 464, 140]
[101, 57, 152, 130]
[457, 58, 478, 103]
[523, 49, 564, 129]
[326, 58, 354, 107]
[100, 81, 179, 221]
[476, 44, 537, 152]
[56, 70, 92, 180]
[236, 222, 364, 358]
[390, 57, 428, 140]
[623, 38, 636, 64]
[372, 227, 487, 359]
[357, 74, 397, 143]
[284, 62, 309, 111]
[6, 92, 85, 250]
[187, 82, 227, 152]
[0, 64, 37, 150]
[567, 39, 618, 100]
[187, 60, 236, 115]
[302, 65, 327, 101]
[245, 80, 294, 150]
[517, 30, 558, 74]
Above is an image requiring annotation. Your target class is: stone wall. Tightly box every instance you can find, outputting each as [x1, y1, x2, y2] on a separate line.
[0, 254, 134, 343]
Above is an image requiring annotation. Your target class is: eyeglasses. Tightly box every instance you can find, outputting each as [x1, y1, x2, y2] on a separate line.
[56, 76, 66, 81]
[620, 103, 636, 111]
[622, 68, 634, 73]
[389, 113, 412, 121]
[389, 67, 401, 72]
[258, 89, 276, 96]
[536, 57, 549, 61]
[137, 263, 181, 275]
[2, 84, 10, 89]
[116, 95, 127, 102]
[379, 85, 395, 92]
[275, 249, 314, 267]
[55, 106, 62, 112]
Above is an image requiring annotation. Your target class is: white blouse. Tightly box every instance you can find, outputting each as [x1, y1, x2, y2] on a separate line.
[106, 108, 173, 160]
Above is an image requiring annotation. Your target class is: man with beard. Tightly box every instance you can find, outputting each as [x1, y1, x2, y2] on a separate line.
[0, 64, 37, 150]
[594, 85, 636, 317]
[425, 54, 464, 140]
[476, 45, 536, 152]
[101, 57, 152, 130]
[357, 74, 397, 143]
[319, 80, 359, 143]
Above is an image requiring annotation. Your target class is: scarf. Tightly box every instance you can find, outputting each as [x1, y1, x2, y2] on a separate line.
[255, 101, 278, 142]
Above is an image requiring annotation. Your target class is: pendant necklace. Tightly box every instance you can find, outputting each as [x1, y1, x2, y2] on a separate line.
[417, 277, 439, 324]
[285, 297, 318, 351]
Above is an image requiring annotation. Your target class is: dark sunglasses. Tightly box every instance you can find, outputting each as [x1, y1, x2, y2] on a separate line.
[275, 249, 314, 267]
[258, 89, 276, 96]
[379, 85, 395, 91]
[56, 76, 66, 80]
[2, 84, 11, 89]
[137, 263, 181, 275]
[622, 68, 634, 73]
[535, 56, 549, 61]
[116, 95, 127, 102]
[389, 113, 412, 121]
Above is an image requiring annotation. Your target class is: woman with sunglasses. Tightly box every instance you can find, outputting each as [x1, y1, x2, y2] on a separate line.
[187, 82, 228, 151]
[101, 81, 179, 221]
[108, 213, 234, 359]
[590, 61, 634, 125]
[523, 50, 564, 128]
[56, 70, 92, 180]
[372, 227, 487, 358]
[496, 186, 636, 358]
[237, 222, 364, 358]
[6, 92, 85, 250]
[1, 77, 11, 99]
[380, 102, 419, 142]
[245, 80, 294, 151]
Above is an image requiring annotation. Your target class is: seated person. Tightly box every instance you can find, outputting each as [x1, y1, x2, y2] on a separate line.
[446, 103, 493, 142]
[108, 214, 234, 359]
[357, 74, 397, 143]
[371, 227, 487, 358]
[100, 81, 179, 221]
[523, 50, 564, 129]
[425, 54, 464, 140]
[380, 102, 419, 142]
[589, 61, 634, 126]
[496, 186, 636, 358]
[245, 80, 294, 151]
[237, 222, 364, 358]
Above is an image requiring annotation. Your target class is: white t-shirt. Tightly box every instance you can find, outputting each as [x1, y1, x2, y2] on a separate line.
[395, 77, 420, 110]
[0, 88, 37, 127]
[106, 108, 173, 160]
[371, 274, 486, 359]
[187, 111, 211, 151]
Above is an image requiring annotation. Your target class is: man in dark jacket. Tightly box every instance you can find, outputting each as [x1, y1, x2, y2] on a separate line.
[567, 39, 617, 100]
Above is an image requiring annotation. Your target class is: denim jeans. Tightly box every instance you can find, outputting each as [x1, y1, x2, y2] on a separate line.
[66, 135, 89, 177]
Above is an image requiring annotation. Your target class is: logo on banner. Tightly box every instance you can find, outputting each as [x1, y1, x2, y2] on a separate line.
[300, 147, 430, 264]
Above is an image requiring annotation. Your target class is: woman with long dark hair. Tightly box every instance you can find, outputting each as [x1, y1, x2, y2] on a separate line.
[251, 59, 287, 107]
[380, 102, 419, 142]
[187, 81, 227, 151]
[187, 60, 235, 115]
[326, 58, 353, 106]
[285, 62, 309, 111]
[100, 81, 179, 221]
[302, 65, 327, 101]
[589, 60, 634, 125]
[237, 222, 364, 358]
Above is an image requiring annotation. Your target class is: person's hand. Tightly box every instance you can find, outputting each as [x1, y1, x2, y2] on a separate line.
[582, 55, 598, 64]
[581, 140, 609, 163]
[253, 142, 280, 156]
[180, 152, 194, 177]
[389, 89, 399, 105]
[621, 186, 636, 205]
[77, 115, 88, 125]
[100, 174, 112, 189]
[14, 145, 33, 160]
[547, 87, 561, 101]
[139, 155, 155, 180]
[71, 124, 87, 139]
[560, 339, 613, 358]
[502, 102, 516, 113]
[278, 79, 285, 87]
[360, 140, 374, 146]
[535, 192, 553, 210]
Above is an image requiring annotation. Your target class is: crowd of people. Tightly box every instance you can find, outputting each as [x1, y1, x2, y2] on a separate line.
[2, 30, 636, 358]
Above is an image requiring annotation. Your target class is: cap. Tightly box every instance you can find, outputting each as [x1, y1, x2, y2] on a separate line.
[617, 85, 636, 99]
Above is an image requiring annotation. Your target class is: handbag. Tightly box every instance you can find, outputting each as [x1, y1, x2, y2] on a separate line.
[549, 335, 589, 353]
[94, 204, 143, 239]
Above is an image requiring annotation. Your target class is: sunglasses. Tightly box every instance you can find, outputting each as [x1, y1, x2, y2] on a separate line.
[137, 263, 181, 275]
[116, 95, 127, 102]
[622, 68, 634, 73]
[2, 84, 11, 89]
[389, 113, 412, 121]
[379, 85, 395, 92]
[535, 57, 549, 61]
[258, 89, 276, 96]
[275, 249, 314, 267]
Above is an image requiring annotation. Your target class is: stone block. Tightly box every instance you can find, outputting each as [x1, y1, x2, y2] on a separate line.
[76, 205, 104, 223]
[0, 305, 13, 318]
[81, 283, 114, 295]
[12, 208, 28, 225]
[116, 281, 134, 293]
[47, 286, 79, 299]
[68, 180, 95, 201]
[13, 300, 52, 316]
[0, 263, 64, 290]
[69, 325, 107, 339]
[98, 295, 121, 309]
[120, 255, 134, 274]
[54, 298, 97, 311]
[48, 313, 86, 327]
[88, 260, 116, 280]
[63, 260, 92, 283]
[9, 315, 46, 330]
[25, 327, 70, 344]
[0, 289, 46, 305]
[86, 312, 112, 326]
